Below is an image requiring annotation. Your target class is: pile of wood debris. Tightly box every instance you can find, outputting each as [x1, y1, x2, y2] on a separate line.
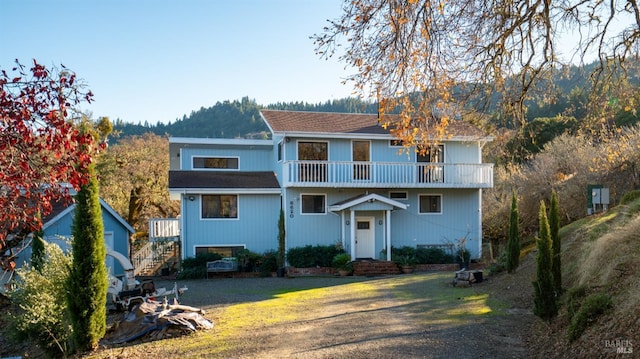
[103, 298, 213, 344]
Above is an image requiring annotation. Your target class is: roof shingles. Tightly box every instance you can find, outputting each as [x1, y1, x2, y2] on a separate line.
[260, 109, 487, 138]
[169, 171, 280, 189]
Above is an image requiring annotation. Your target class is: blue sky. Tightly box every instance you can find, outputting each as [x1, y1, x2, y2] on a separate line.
[1, 0, 353, 125]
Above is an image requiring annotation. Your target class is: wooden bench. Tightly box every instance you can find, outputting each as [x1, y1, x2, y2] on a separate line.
[206, 258, 238, 278]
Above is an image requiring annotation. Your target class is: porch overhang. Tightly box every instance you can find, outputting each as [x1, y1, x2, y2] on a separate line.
[329, 193, 408, 212]
[329, 193, 407, 262]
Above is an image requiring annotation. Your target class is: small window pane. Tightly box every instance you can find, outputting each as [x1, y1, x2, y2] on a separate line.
[357, 221, 370, 229]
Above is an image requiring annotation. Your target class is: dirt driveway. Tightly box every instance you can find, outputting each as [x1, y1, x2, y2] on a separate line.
[139, 271, 533, 359]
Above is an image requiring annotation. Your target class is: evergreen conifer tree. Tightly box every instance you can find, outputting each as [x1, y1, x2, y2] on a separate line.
[533, 201, 558, 320]
[506, 190, 520, 273]
[30, 229, 45, 273]
[66, 163, 107, 352]
[550, 190, 562, 295]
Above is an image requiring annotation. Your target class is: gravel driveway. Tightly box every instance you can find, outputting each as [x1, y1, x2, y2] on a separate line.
[149, 271, 533, 359]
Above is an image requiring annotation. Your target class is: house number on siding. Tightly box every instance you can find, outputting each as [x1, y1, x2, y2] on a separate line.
[289, 200, 294, 218]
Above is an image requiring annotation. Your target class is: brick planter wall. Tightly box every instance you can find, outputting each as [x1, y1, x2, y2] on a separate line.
[287, 266, 335, 277]
[285, 262, 485, 277]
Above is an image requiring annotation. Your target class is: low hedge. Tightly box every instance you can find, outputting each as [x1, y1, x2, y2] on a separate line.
[287, 244, 344, 268]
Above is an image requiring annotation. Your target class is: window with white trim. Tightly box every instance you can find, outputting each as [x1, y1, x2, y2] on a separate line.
[193, 156, 239, 170]
[389, 191, 408, 200]
[202, 194, 238, 218]
[301, 194, 326, 214]
[419, 194, 442, 214]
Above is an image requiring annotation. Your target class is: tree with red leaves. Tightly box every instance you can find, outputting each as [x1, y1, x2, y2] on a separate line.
[0, 59, 105, 271]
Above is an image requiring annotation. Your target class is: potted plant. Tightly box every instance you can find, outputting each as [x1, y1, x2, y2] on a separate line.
[332, 253, 353, 276]
[393, 254, 417, 274]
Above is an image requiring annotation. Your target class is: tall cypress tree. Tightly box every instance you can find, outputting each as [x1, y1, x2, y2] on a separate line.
[30, 228, 45, 273]
[533, 201, 558, 320]
[549, 190, 562, 295]
[66, 163, 107, 352]
[506, 190, 520, 273]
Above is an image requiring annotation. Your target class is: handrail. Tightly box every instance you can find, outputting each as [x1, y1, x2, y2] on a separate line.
[132, 240, 175, 276]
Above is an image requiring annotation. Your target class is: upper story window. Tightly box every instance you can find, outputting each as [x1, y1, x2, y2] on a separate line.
[193, 156, 239, 170]
[417, 144, 444, 163]
[352, 140, 371, 180]
[298, 141, 328, 161]
[278, 141, 284, 162]
[202, 194, 238, 219]
[352, 141, 370, 161]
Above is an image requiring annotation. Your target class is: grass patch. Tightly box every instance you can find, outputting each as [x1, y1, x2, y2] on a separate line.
[384, 272, 505, 322]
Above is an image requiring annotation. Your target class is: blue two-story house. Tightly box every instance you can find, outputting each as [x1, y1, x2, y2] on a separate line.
[168, 110, 493, 263]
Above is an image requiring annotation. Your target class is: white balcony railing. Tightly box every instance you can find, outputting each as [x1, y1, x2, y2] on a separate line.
[149, 218, 180, 240]
[283, 161, 493, 188]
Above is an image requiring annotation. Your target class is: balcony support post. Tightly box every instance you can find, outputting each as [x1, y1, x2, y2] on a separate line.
[350, 210, 356, 260]
[385, 210, 392, 261]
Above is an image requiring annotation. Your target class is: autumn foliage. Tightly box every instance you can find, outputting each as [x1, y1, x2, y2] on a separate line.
[0, 60, 101, 268]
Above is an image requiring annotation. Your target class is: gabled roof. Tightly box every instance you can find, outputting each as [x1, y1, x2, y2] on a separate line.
[169, 171, 281, 193]
[329, 193, 408, 212]
[261, 110, 387, 135]
[42, 198, 135, 234]
[260, 109, 488, 139]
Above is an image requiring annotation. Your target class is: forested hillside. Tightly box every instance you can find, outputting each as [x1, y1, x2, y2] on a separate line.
[111, 62, 639, 143]
[112, 96, 377, 139]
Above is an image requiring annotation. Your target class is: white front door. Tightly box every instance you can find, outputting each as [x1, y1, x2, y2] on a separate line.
[355, 217, 375, 259]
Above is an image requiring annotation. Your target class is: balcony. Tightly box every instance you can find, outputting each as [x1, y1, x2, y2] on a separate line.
[282, 161, 493, 188]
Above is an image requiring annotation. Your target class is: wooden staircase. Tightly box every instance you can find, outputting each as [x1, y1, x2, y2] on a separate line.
[132, 240, 178, 277]
[353, 260, 401, 276]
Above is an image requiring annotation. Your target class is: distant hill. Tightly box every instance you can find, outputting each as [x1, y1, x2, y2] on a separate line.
[112, 61, 640, 141]
[112, 96, 378, 139]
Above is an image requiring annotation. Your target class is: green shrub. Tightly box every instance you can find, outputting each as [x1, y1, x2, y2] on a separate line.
[568, 293, 612, 342]
[9, 241, 73, 357]
[332, 253, 353, 271]
[565, 285, 588, 322]
[259, 250, 278, 276]
[236, 249, 261, 272]
[487, 250, 508, 275]
[176, 266, 207, 280]
[391, 246, 416, 257]
[287, 244, 344, 267]
[619, 189, 640, 205]
[178, 252, 223, 279]
[181, 252, 223, 270]
[415, 247, 455, 264]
